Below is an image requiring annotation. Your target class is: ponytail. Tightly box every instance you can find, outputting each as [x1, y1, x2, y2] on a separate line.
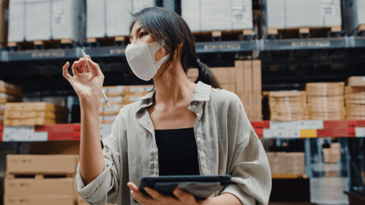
[195, 59, 221, 89]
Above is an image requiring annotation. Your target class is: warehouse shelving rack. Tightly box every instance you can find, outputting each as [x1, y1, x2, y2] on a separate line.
[0, 0, 365, 197]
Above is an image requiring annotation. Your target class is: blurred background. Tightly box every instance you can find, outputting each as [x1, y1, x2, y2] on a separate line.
[0, 0, 365, 204]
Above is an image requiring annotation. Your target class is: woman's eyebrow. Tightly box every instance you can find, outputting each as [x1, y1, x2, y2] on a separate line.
[129, 27, 143, 40]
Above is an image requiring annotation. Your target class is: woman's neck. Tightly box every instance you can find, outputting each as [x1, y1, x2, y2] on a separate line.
[153, 62, 196, 107]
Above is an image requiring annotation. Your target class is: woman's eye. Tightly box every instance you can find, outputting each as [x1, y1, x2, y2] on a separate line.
[139, 32, 148, 38]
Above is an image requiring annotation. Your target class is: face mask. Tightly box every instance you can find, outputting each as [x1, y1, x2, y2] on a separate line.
[125, 40, 170, 81]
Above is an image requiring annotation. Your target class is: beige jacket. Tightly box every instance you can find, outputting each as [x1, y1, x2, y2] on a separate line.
[75, 81, 272, 205]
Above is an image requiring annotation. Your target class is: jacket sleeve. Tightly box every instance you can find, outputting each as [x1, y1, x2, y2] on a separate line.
[75, 112, 125, 205]
[220, 95, 272, 205]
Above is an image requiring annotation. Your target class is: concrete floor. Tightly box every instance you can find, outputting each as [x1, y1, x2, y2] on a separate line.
[311, 163, 349, 205]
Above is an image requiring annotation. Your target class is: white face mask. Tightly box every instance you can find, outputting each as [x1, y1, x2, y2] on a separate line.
[125, 40, 170, 81]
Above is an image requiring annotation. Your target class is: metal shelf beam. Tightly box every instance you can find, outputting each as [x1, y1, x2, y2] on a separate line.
[1, 37, 364, 62]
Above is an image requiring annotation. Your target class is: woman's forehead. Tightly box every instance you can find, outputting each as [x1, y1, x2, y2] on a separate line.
[131, 21, 142, 34]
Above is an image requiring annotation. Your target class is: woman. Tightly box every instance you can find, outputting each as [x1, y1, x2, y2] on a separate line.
[63, 7, 271, 205]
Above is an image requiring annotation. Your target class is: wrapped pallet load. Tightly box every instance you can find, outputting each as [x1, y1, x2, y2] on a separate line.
[267, 91, 308, 121]
[0, 0, 9, 47]
[8, 0, 86, 44]
[181, 0, 253, 33]
[344, 0, 365, 31]
[306, 82, 345, 120]
[87, 0, 155, 39]
[262, 0, 341, 35]
[345, 77, 365, 119]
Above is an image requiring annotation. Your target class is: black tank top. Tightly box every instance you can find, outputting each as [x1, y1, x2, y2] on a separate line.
[155, 128, 200, 176]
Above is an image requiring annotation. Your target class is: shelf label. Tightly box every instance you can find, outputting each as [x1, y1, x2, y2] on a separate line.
[270, 120, 323, 130]
[263, 129, 300, 139]
[203, 43, 241, 51]
[355, 128, 365, 138]
[3, 126, 34, 141]
[32, 132, 48, 141]
[291, 40, 330, 48]
[31, 50, 66, 59]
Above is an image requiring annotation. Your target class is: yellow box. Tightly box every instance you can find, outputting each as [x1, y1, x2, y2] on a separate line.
[300, 130, 317, 138]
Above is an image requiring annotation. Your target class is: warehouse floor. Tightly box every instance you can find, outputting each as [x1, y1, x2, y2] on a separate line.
[311, 163, 349, 205]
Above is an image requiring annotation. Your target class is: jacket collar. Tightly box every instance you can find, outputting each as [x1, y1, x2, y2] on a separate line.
[135, 81, 212, 113]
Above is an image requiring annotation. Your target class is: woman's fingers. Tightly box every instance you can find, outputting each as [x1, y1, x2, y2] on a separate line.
[85, 55, 103, 76]
[62, 62, 72, 80]
[71, 61, 80, 76]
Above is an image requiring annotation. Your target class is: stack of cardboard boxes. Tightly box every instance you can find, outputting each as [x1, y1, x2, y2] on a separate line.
[187, 67, 236, 93]
[0, 81, 23, 124]
[4, 102, 69, 126]
[187, 61, 262, 121]
[87, 0, 155, 39]
[235, 60, 262, 121]
[181, 0, 253, 33]
[0, 0, 8, 47]
[306, 82, 345, 120]
[99, 85, 153, 124]
[267, 91, 308, 121]
[323, 143, 341, 163]
[345, 77, 365, 119]
[4, 155, 79, 205]
[267, 152, 305, 176]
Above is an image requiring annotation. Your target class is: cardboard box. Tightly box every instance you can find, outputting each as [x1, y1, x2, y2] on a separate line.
[78, 196, 115, 205]
[6, 155, 79, 174]
[244, 61, 253, 120]
[306, 82, 345, 96]
[103, 85, 127, 97]
[252, 60, 262, 121]
[125, 85, 154, 95]
[4, 195, 76, 205]
[0, 0, 9, 47]
[221, 83, 236, 93]
[267, 152, 305, 175]
[348, 76, 365, 87]
[99, 104, 124, 116]
[5, 102, 68, 113]
[0, 81, 22, 97]
[5, 178, 76, 195]
[4, 110, 66, 119]
[4, 117, 67, 126]
[211, 67, 236, 84]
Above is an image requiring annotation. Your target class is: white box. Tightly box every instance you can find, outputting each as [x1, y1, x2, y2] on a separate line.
[87, 0, 106, 38]
[25, 0, 51, 41]
[263, 0, 285, 28]
[345, 0, 365, 30]
[106, 0, 133, 37]
[8, 0, 26, 42]
[52, 0, 86, 43]
[182, 0, 252, 32]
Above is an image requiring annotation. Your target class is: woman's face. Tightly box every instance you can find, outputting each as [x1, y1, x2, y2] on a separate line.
[129, 21, 167, 62]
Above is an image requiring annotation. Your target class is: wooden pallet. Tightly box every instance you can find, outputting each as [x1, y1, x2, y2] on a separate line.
[267, 26, 342, 39]
[7, 38, 75, 49]
[86, 36, 129, 46]
[192, 29, 255, 42]
[271, 174, 308, 179]
[6, 173, 75, 179]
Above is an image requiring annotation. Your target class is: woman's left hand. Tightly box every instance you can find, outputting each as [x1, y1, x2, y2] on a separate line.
[127, 182, 202, 205]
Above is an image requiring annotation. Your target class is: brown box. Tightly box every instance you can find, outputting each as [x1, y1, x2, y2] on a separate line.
[125, 85, 154, 95]
[252, 60, 262, 121]
[244, 61, 253, 120]
[5, 102, 68, 113]
[78, 196, 115, 205]
[306, 82, 345, 96]
[221, 83, 236, 93]
[5, 178, 75, 195]
[211, 67, 236, 84]
[0, 0, 8, 47]
[0, 93, 22, 104]
[6, 155, 79, 174]
[5, 111, 64, 119]
[0, 80, 22, 97]
[267, 152, 305, 175]
[330, 143, 341, 149]
[4, 118, 66, 126]
[235, 61, 245, 105]
[99, 104, 124, 116]
[103, 86, 126, 97]
[4, 195, 76, 205]
[348, 76, 365, 87]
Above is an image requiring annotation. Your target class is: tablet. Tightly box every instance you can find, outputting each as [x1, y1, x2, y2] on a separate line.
[139, 175, 231, 199]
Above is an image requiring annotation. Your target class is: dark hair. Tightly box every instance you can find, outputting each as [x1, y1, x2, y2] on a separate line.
[130, 7, 220, 89]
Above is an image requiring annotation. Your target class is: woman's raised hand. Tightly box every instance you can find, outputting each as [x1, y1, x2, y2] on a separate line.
[62, 56, 105, 100]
